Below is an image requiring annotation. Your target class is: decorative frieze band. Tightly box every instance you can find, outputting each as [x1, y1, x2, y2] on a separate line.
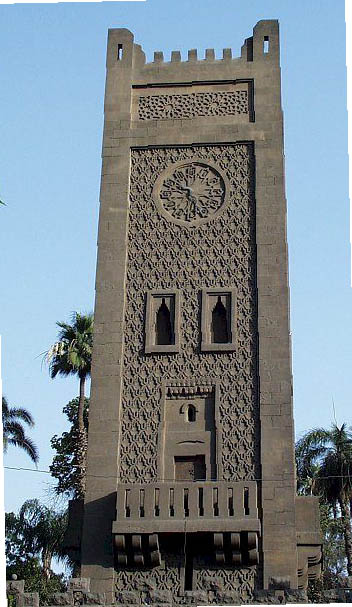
[166, 383, 215, 398]
[138, 90, 248, 120]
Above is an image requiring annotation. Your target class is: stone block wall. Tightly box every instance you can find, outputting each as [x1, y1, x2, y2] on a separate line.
[7, 576, 310, 606]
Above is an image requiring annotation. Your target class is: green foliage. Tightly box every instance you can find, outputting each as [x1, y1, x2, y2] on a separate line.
[304, 503, 346, 602]
[6, 500, 70, 604]
[296, 423, 352, 580]
[6, 510, 34, 565]
[2, 396, 39, 463]
[45, 312, 93, 498]
[296, 424, 352, 504]
[50, 397, 89, 498]
[7, 557, 66, 606]
[307, 576, 326, 603]
[319, 503, 346, 576]
[61, 397, 89, 427]
[45, 312, 93, 382]
[6, 499, 69, 571]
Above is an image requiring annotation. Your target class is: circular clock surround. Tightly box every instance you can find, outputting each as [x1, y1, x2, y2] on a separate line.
[153, 159, 229, 227]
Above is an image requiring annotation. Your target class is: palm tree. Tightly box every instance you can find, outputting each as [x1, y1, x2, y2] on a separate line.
[296, 453, 321, 496]
[296, 424, 352, 575]
[2, 396, 39, 464]
[6, 499, 69, 580]
[45, 312, 93, 497]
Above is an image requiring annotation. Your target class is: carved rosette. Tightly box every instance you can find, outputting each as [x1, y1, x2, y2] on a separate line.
[154, 160, 228, 226]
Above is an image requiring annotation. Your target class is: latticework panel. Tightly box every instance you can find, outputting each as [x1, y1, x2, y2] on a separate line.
[138, 91, 248, 120]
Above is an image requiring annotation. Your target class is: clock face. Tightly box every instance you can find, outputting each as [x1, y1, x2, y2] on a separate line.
[155, 161, 227, 226]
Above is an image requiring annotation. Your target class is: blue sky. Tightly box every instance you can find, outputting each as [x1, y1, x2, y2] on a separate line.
[0, 0, 350, 516]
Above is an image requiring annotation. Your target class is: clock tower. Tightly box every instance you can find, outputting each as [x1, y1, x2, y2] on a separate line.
[76, 21, 322, 605]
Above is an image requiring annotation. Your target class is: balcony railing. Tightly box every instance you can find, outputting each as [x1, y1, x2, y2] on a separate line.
[113, 481, 260, 534]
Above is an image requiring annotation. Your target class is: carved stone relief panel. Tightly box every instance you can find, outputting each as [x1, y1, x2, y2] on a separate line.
[119, 144, 259, 483]
[115, 549, 257, 604]
[115, 548, 182, 598]
[138, 90, 248, 120]
[195, 561, 257, 603]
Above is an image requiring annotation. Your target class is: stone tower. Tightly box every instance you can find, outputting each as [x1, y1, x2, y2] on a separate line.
[77, 20, 322, 605]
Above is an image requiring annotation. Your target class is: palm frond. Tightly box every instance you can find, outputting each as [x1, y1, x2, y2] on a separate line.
[8, 435, 39, 464]
[4, 421, 27, 439]
[5, 407, 34, 426]
[296, 428, 332, 452]
[2, 397, 39, 463]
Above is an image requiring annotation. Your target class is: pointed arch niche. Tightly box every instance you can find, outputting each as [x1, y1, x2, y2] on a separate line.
[201, 288, 237, 352]
[145, 290, 180, 353]
[156, 298, 173, 345]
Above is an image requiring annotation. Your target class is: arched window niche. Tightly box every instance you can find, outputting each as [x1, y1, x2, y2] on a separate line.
[211, 296, 229, 343]
[145, 290, 180, 353]
[201, 288, 237, 352]
[179, 403, 197, 423]
[156, 298, 174, 345]
[187, 403, 196, 422]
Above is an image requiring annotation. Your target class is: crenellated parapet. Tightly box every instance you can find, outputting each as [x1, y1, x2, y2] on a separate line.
[151, 47, 235, 63]
[106, 19, 279, 71]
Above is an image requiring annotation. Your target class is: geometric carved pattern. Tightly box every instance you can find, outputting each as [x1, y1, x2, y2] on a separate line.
[138, 91, 248, 120]
[196, 564, 257, 602]
[157, 161, 225, 224]
[115, 550, 181, 595]
[120, 144, 259, 482]
[115, 552, 257, 603]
